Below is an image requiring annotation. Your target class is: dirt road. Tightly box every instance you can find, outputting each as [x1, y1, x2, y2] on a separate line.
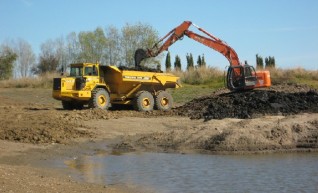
[0, 85, 317, 192]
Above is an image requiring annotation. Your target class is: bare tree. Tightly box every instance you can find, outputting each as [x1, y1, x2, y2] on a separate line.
[33, 39, 59, 74]
[66, 32, 81, 64]
[14, 39, 36, 77]
[105, 25, 121, 65]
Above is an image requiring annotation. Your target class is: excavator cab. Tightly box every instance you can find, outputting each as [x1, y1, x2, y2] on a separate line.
[226, 65, 257, 91]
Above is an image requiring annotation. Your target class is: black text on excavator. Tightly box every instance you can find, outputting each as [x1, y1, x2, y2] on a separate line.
[135, 21, 271, 91]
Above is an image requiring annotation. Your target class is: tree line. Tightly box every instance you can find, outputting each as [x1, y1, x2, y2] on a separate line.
[256, 54, 276, 69]
[164, 52, 207, 71]
[0, 21, 277, 80]
[0, 22, 159, 80]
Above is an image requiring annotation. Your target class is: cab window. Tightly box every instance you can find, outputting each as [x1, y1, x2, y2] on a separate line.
[70, 67, 83, 77]
[84, 67, 98, 76]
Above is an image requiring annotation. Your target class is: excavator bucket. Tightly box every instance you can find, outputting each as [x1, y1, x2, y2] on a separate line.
[134, 49, 149, 69]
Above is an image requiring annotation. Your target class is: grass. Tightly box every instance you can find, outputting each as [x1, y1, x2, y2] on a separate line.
[173, 66, 224, 85]
[169, 84, 218, 105]
[0, 72, 58, 89]
[1, 67, 317, 104]
[268, 68, 318, 89]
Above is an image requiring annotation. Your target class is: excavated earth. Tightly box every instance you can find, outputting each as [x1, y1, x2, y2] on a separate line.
[0, 84, 318, 150]
[175, 84, 318, 121]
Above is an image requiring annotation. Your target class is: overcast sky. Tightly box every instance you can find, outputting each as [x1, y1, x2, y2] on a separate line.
[1, 0, 317, 70]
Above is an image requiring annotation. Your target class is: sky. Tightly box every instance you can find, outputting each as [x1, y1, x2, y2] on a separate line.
[0, 0, 318, 70]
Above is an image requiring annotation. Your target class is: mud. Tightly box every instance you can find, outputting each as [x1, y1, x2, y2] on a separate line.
[175, 84, 318, 121]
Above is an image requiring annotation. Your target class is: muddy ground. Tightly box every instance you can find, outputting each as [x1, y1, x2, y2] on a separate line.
[0, 84, 318, 192]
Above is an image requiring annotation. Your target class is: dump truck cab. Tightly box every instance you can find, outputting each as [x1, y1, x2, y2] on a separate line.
[53, 63, 180, 111]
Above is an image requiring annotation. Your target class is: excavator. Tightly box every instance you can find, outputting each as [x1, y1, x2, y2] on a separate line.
[134, 21, 271, 91]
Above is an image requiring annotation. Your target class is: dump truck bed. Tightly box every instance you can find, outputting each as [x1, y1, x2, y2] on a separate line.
[101, 66, 180, 102]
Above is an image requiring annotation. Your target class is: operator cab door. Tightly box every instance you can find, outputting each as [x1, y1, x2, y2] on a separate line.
[227, 65, 257, 91]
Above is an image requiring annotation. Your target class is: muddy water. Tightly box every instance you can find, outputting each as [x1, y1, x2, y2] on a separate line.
[64, 152, 318, 193]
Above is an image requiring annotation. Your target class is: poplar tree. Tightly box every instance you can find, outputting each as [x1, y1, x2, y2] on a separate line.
[197, 55, 202, 67]
[174, 55, 181, 71]
[186, 53, 194, 70]
[165, 52, 171, 71]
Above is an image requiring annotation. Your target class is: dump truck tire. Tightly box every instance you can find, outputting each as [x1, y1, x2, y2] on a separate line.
[62, 101, 74, 110]
[155, 90, 173, 111]
[89, 88, 110, 110]
[62, 101, 83, 110]
[134, 91, 154, 112]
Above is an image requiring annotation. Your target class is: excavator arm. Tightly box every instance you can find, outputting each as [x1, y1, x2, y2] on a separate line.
[135, 21, 239, 67]
[135, 21, 271, 91]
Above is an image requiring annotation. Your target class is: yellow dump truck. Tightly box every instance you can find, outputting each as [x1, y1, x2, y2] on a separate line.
[52, 63, 181, 111]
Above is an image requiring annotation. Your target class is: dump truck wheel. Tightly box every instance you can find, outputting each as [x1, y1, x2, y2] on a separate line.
[155, 91, 173, 111]
[74, 102, 84, 110]
[89, 88, 110, 110]
[62, 101, 83, 110]
[134, 91, 154, 111]
[62, 101, 74, 110]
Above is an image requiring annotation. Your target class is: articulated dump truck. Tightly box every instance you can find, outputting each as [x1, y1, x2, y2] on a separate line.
[52, 63, 181, 111]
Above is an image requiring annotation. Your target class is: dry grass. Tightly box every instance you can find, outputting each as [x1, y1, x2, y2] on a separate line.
[171, 66, 318, 89]
[268, 67, 318, 88]
[0, 72, 59, 88]
[172, 66, 224, 85]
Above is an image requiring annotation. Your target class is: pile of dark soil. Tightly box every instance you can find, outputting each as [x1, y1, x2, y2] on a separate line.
[176, 88, 318, 121]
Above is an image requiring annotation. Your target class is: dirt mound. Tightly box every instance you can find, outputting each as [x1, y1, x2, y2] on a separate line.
[176, 85, 318, 121]
[114, 114, 318, 153]
[0, 106, 93, 144]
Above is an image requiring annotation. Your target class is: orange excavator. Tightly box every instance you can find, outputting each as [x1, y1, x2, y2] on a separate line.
[134, 21, 271, 91]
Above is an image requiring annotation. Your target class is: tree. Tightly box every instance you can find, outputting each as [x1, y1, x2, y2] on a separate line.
[105, 25, 121, 65]
[36, 55, 59, 74]
[66, 32, 81, 64]
[0, 45, 17, 80]
[197, 55, 202, 67]
[121, 22, 159, 67]
[174, 55, 181, 71]
[265, 56, 276, 68]
[55, 36, 68, 72]
[186, 53, 194, 70]
[201, 54, 206, 67]
[33, 39, 59, 74]
[14, 39, 36, 77]
[78, 27, 107, 63]
[256, 54, 264, 69]
[165, 52, 171, 71]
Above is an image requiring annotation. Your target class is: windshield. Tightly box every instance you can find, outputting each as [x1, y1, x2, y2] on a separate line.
[70, 67, 83, 77]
